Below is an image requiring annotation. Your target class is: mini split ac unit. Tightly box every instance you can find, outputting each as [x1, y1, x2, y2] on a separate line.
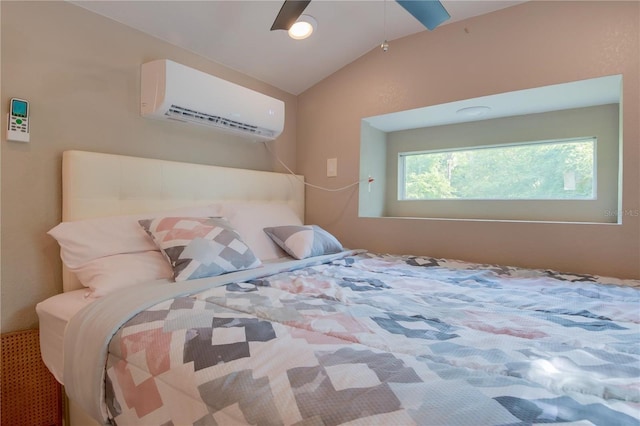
[141, 59, 284, 141]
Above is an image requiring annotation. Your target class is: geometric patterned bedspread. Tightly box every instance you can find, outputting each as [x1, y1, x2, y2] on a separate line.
[104, 253, 640, 425]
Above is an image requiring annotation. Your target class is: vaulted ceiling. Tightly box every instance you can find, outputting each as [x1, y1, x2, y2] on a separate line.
[71, 1, 526, 95]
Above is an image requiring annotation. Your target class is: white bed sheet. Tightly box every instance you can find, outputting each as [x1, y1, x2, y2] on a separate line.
[35, 256, 325, 387]
[35, 289, 94, 384]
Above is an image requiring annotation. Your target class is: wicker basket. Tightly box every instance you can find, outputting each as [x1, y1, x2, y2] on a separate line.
[1, 329, 63, 426]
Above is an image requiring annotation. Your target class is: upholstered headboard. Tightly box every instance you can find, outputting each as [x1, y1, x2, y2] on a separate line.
[61, 150, 304, 291]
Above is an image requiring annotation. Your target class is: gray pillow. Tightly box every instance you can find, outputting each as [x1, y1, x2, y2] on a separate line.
[263, 225, 343, 260]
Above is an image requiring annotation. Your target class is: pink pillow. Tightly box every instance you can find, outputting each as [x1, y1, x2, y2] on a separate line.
[139, 217, 262, 281]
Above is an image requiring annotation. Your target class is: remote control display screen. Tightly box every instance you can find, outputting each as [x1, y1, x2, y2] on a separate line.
[11, 99, 28, 118]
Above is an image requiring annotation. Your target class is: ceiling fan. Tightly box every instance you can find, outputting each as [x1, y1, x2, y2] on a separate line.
[270, 0, 451, 32]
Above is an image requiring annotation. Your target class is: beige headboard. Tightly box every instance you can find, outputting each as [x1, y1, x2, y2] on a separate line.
[61, 150, 304, 291]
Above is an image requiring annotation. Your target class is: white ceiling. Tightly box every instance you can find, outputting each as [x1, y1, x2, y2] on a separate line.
[70, 0, 526, 95]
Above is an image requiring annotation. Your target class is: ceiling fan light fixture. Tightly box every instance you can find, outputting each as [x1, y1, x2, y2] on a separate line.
[288, 15, 317, 40]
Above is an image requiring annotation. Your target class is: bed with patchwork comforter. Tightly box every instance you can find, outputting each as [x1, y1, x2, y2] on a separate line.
[65, 252, 640, 425]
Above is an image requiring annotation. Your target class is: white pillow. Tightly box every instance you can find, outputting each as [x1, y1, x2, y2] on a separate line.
[74, 251, 173, 298]
[47, 205, 220, 294]
[47, 205, 220, 269]
[217, 202, 303, 260]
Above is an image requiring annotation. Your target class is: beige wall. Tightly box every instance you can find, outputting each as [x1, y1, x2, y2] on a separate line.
[299, 1, 639, 279]
[0, 1, 297, 333]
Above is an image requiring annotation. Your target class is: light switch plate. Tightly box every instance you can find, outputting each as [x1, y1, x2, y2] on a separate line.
[327, 158, 338, 177]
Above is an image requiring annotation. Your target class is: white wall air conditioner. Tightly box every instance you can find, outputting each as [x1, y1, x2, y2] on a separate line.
[141, 59, 284, 141]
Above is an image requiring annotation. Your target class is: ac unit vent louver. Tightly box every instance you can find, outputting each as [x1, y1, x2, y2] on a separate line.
[166, 105, 278, 139]
[141, 59, 284, 142]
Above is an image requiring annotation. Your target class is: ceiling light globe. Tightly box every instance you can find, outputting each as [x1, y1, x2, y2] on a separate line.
[288, 15, 317, 40]
[456, 106, 491, 117]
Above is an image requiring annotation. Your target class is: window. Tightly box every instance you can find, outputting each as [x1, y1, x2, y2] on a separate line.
[399, 138, 596, 201]
[359, 75, 621, 223]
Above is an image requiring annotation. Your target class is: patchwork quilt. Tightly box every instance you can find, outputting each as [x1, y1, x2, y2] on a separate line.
[91, 253, 640, 425]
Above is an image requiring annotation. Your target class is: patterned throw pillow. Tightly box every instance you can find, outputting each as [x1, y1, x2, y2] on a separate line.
[263, 225, 343, 260]
[139, 217, 262, 281]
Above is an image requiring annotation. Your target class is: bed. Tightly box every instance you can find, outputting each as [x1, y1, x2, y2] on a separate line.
[37, 150, 640, 426]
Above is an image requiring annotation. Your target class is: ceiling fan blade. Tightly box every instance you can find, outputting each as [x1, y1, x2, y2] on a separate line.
[396, 0, 450, 31]
[271, 0, 312, 31]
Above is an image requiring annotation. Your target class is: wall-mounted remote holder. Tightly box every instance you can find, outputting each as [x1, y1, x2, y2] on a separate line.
[7, 98, 30, 143]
